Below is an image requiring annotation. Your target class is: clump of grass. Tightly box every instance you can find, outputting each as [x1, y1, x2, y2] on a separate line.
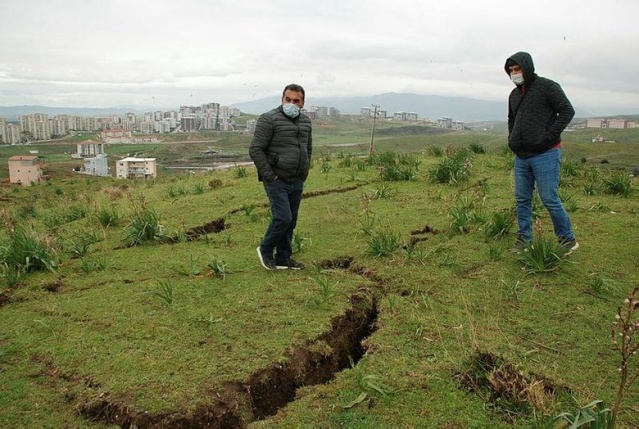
[468, 142, 485, 154]
[367, 230, 402, 257]
[426, 145, 443, 157]
[171, 255, 201, 277]
[292, 231, 307, 253]
[309, 276, 337, 307]
[80, 257, 113, 274]
[67, 230, 100, 258]
[428, 150, 473, 184]
[561, 158, 580, 178]
[372, 182, 393, 199]
[559, 188, 579, 213]
[554, 399, 612, 428]
[373, 151, 419, 182]
[192, 182, 205, 194]
[122, 204, 166, 247]
[0, 226, 59, 275]
[167, 186, 188, 198]
[603, 172, 632, 197]
[484, 210, 514, 240]
[449, 205, 473, 235]
[517, 223, 570, 275]
[458, 351, 563, 418]
[95, 206, 121, 228]
[207, 256, 228, 280]
[320, 158, 332, 174]
[233, 165, 248, 178]
[153, 280, 174, 306]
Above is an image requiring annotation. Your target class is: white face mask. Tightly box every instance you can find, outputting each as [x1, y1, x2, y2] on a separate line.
[282, 103, 300, 118]
[511, 73, 524, 86]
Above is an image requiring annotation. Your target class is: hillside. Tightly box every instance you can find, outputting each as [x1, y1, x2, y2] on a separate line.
[0, 131, 638, 427]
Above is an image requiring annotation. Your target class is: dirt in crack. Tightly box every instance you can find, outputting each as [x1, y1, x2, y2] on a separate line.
[247, 291, 378, 420]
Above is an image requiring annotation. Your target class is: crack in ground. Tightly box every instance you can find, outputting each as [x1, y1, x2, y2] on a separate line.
[63, 257, 381, 427]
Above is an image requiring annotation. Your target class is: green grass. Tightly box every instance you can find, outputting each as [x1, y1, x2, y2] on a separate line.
[0, 124, 638, 428]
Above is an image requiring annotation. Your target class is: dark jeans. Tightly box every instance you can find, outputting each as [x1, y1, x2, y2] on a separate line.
[260, 178, 304, 263]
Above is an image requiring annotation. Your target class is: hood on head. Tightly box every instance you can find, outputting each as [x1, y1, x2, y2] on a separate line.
[505, 51, 535, 81]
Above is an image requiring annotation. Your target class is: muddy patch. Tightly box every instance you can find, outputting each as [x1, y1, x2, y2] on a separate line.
[43, 277, 65, 293]
[0, 292, 10, 307]
[456, 351, 571, 420]
[183, 218, 227, 240]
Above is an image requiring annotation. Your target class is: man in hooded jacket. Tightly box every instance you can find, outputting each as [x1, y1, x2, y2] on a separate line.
[505, 51, 579, 254]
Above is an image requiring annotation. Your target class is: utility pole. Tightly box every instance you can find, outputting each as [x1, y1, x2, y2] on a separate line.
[369, 104, 379, 157]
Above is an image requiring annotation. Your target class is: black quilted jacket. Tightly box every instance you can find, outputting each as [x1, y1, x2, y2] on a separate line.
[505, 51, 575, 159]
[249, 106, 312, 182]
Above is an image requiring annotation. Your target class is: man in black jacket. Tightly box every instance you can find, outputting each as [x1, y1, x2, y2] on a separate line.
[505, 51, 579, 254]
[249, 83, 312, 270]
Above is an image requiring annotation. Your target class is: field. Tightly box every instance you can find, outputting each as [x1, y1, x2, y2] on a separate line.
[0, 119, 638, 428]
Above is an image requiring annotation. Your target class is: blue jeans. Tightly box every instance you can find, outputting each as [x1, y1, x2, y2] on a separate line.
[260, 178, 304, 263]
[514, 148, 575, 242]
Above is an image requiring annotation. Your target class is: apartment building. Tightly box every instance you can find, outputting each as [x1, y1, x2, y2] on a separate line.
[83, 153, 110, 177]
[74, 140, 106, 159]
[8, 155, 45, 186]
[116, 157, 157, 179]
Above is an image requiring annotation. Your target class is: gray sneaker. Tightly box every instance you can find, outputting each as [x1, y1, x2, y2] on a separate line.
[559, 239, 580, 256]
[257, 247, 277, 270]
[509, 239, 528, 253]
[276, 258, 306, 270]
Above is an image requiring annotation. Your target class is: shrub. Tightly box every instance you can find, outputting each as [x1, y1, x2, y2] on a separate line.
[428, 155, 473, 184]
[0, 226, 59, 275]
[484, 210, 514, 240]
[233, 165, 248, 178]
[367, 230, 402, 257]
[208, 179, 223, 189]
[469, 142, 485, 154]
[517, 234, 568, 274]
[122, 206, 166, 246]
[95, 206, 121, 228]
[603, 172, 632, 197]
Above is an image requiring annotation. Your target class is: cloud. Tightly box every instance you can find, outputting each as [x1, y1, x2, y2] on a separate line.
[0, 0, 638, 115]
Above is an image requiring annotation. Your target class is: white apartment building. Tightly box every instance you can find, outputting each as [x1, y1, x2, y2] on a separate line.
[116, 157, 157, 179]
[83, 154, 110, 177]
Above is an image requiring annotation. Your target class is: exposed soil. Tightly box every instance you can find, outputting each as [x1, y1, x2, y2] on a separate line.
[457, 351, 571, 420]
[67, 257, 380, 428]
[0, 292, 9, 307]
[184, 218, 227, 240]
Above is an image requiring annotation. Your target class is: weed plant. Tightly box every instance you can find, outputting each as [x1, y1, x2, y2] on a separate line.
[610, 287, 639, 427]
[0, 226, 59, 276]
[122, 205, 166, 246]
[428, 149, 473, 184]
[484, 210, 514, 240]
[603, 172, 632, 197]
[554, 399, 612, 428]
[367, 230, 402, 257]
[95, 206, 122, 227]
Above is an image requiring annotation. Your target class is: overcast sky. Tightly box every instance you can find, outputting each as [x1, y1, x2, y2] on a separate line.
[1, 0, 638, 115]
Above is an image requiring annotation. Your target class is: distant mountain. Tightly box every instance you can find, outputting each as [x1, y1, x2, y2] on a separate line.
[0, 93, 633, 124]
[231, 92, 507, 122]
[231, 92, 613, 123]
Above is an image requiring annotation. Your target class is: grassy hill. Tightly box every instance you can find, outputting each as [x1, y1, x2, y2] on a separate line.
[0, 123, 638, 428]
